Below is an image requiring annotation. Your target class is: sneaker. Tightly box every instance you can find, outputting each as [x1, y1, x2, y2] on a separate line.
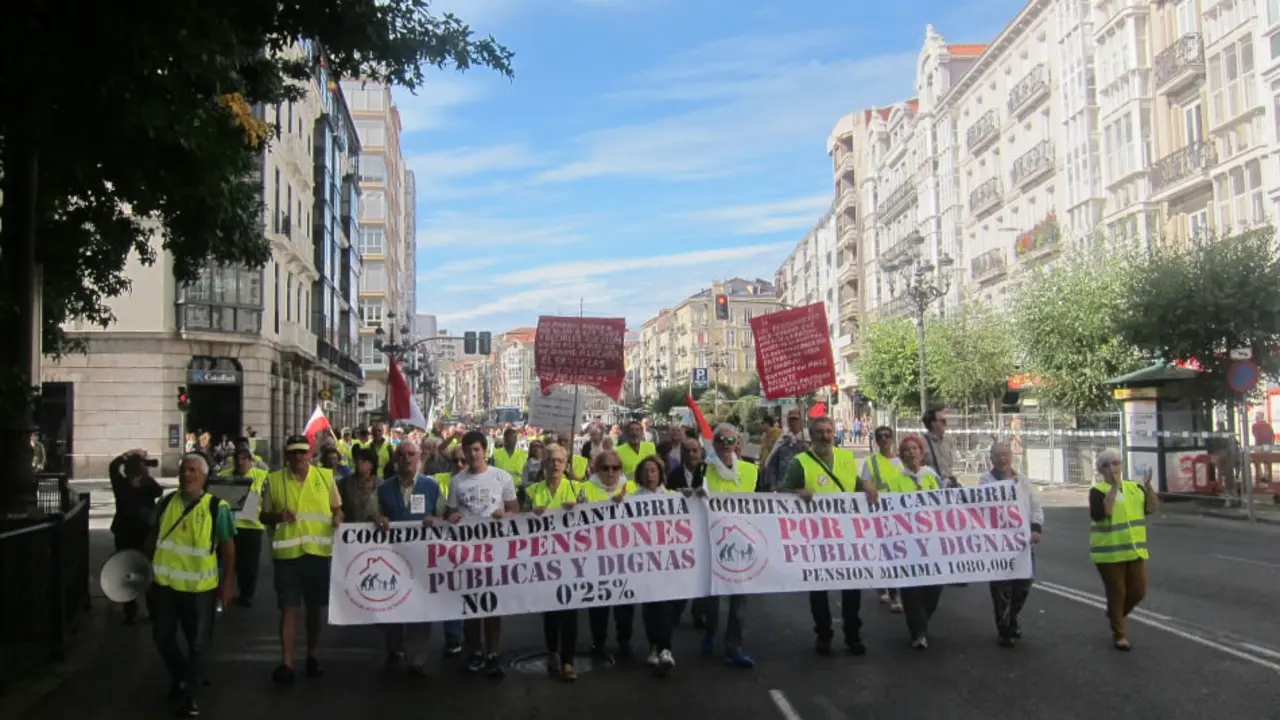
[890, 600, 903, 613]
[723, 650, 755, 669]
[657, 649, 675, 672]
[560, 664, 578, 682]
[700, 634, 714, 656]
[815, 635, 833, 655]
[996, 635, 1016, 649]
[175, 698, 199, 718]
[845, 637, 867, 656]
[1010, 623, 1023, 639]
[911, 635, 929, 650]
[271, 664, 295, 684]
[646, 647, 660, 667]
[591, 645, 615, 666]
[465, 652, 486, 673]
[485, 653, 505, 677]
[305, 656, 323, 678]
[878, 590, 890, 604]
[442, 643, 463, 657]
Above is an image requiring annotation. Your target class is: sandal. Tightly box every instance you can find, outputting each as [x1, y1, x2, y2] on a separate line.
[560, 663, 578, 682]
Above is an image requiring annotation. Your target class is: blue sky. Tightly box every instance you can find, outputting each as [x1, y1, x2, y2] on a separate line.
[405, 0, 1026, 333]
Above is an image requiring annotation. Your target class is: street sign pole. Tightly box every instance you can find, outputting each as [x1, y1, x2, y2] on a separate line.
[1227, 358, 1260, 522]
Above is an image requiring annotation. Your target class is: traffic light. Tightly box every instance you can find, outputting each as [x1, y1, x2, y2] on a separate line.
[464, 331, 477, 355]
[177, 385, 190, 413]
[478, 331, 492, 356]
[714, 293, 729, 321]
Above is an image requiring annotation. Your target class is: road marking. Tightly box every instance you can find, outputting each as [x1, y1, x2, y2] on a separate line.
[1036, 580, 1280, 674]
[812, 695, 851, 720]
[1240, 643, 1280, 661]
[1213, 554, 1280, 570]
[769, 689, 805, 720]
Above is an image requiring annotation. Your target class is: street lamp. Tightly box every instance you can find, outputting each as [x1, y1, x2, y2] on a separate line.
[881, 231, 954, 411]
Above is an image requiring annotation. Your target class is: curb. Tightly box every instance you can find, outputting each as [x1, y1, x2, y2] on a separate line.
[0, 599, 113, 720]
[1168, 508, 1280, 526]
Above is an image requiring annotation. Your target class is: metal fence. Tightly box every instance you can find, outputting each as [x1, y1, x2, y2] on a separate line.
[0, 480, 91, 693]
[893, 410, 1123, 486]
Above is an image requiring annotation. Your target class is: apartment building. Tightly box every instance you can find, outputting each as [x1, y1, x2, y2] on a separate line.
[495, 327, 537, 411]
[636, 279, 780, 398]
[827, 112, 874, 389]
[42, 44, 364, 475]
[342, 80, 410, 422]
[1266, 0, 1280, 221]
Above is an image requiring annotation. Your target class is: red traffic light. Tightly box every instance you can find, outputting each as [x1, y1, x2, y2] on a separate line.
[716, 295, 727, 305]
[178, 393, 189, 404]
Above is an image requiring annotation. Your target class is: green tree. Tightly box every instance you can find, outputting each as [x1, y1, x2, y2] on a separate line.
[0, 1, 513, 510]
[1117, 227, 1280, 400]
[735, 376, 762, 398]
[855, 316, 925, 414]
[925, 302, 1016, 412]
[1010, 246, 1144, 412]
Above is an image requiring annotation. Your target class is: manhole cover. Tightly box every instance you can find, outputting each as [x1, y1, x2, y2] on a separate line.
[510, 651, 598, 675]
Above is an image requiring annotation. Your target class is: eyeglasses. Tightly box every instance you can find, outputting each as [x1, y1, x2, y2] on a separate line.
[715, 436, 737, 444]
[875, 433, 893, 441]
[601, 464, 622, 471]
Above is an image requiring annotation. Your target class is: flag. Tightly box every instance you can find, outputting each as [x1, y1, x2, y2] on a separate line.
[686, 391, 713, 441]
[388, 356, 429, 429]
[304, 404, 332, 447]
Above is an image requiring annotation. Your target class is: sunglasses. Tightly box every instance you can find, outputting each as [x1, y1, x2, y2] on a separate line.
[601, 464, 622, 471]
[715, 436, 738, 444]
[875, 434, 893, 441]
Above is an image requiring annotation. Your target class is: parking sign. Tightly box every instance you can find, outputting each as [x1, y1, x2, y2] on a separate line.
[692, 368, 709, 389]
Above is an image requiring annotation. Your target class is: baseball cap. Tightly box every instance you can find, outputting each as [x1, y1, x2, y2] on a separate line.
[285, 434, 311, 452]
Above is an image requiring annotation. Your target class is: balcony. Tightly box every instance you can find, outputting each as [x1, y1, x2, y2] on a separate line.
[836, 187, 856, 216]
[837, 150, 855, 178]
[1007, 64, 1050, 118]
[966, 110, 999, 154]
[1010, 139, 1055, 189]
[1149, 140, 1217, 196]
[838, 215, 857, 244]
[878, 294, 912, 319]
[879, 179, 917, 222]
[1153, 34, 1204, 95]
[969, 177, 1003, 217]
[839, 261, 858, 284]
[970, 248, 1008, 283]
[1014, 213, 1062, 262]
[840, 296, 859, 320]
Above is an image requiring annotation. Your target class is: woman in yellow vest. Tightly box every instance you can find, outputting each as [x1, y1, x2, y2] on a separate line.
[1089, 449, 1158, 651]
[527, 443, 589, 682]
[259, 435, 344, 683]
[217, 447, 269, 607]
[582, 449, 636, 664]
[584, 449, 638, 502]
[861, 426, 905, 613]
[148, 453, 237, 716]
[616, 420, 656, 480]
[893, 434, 944, 650]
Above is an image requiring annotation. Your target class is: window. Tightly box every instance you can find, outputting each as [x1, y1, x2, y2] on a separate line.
[1215, 160, 1265, 230]
[359, 336, 384, 366]
[358, 299, 384, 327]
[1189, 208, 1210, 241]
[359, 228, 385, 255]
[360, 154, 386, 183]
[1209, 37, 1256, 126]
[726, 328, 737, 347]
[355, 121, 385, 148]
[1176, 0, 1197, 36]
[1270, 0, 1280, 25]
[178, 266, 264, 334]
[361, 261, 388, 292]
[362, 191, 386, 220]
[1184, 104, 1203, 144]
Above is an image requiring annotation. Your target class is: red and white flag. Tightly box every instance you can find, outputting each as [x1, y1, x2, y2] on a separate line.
[304, 404, 332, 447]
[388, 356, 429, 429]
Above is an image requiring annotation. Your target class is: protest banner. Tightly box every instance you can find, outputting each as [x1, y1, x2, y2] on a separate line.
[528, 384, 586, 434]
[749, 303, 836, 400]
[329, 494, 710, 625]
[534, 315, 626, 400]
[704, 482, 1034, 595]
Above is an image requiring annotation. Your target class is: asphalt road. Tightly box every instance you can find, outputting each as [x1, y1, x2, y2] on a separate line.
[16, 490, 1280, 720]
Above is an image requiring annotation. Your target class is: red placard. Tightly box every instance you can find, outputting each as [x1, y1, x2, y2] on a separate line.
[534, 315, 627, 400]
[749, 303, 836, 400]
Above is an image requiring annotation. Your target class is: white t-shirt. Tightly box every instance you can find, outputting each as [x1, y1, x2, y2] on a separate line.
[446, 466, 517, 519]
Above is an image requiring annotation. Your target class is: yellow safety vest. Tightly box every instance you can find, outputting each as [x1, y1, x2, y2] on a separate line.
[617, 442, 656, 479]
[569, 455, 589, 481]
[434, 471, 453, 500]
[337, 440, 353, 465]
[218, 465, 269, 530]
[704, 460, 759, 493]
[1090, 480, 1149, 564]
[860, 453, 904, 491]
[584, 478, 638, 502]
[492, 447, 528, 482]
[796, 449, 860, 494]
[152, 492, 225, 593]
[887, 467, 940, 493]
[527, 479, 587, 509]
[266, 465, 336, 560]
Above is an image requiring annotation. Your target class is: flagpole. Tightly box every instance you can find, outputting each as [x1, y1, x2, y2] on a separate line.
[570, 297, 583, 453]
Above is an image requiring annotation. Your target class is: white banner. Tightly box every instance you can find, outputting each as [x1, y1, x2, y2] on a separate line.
[329, 494, 710, 624]
[705, 482, 1034, 595]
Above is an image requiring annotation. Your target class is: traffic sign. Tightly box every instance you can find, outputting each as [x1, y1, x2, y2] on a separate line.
[1229, 347, 1253, 360]
[692, 368, 709, 389]
[1227, 359, 1260, 394]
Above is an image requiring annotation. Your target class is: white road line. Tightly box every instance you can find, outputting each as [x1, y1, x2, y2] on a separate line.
[769, 689, 805, 720]
[1035, 581, 1280, 674]
[1240, 643, 1280, 661]
[811, 695, 852, 720]
[1212, 554, 1280, 570]
[1037, 581, 1173, 621]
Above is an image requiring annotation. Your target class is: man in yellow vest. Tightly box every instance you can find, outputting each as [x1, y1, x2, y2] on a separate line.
[698, 424, 758, 669]
[146, 453, 237, 717]
[217, 447, 269, 608]
[1089, 449, 1157, 651]
[784, 415, 880, 657]
[617, 419, 656, 480]
[491, 427, 528, 484]
[260, 435, 344, 683]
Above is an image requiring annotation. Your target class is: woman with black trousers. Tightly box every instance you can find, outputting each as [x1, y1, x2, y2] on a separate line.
[527, 444, 588, 681]
[108, 449, 164, 623]
[633, 456, 679, 675]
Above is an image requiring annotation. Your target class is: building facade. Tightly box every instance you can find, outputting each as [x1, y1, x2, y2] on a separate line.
[42, 43, 364, 476]
[342, 80, 410, 422]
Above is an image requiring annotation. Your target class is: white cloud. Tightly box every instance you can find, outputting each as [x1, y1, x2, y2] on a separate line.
[405, 144, 542, 200]
[679, 193, 833, 236]
[416, 214, 592, 249]
[537, 33, 916, 182]
[436, 280, 618, 324]
[492, 242, 791, 286]
[393, 74, 488, 133]
[417, 257, 504, 282]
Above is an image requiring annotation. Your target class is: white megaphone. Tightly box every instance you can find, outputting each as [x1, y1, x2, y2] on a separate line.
[100, 549, 153, 603]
